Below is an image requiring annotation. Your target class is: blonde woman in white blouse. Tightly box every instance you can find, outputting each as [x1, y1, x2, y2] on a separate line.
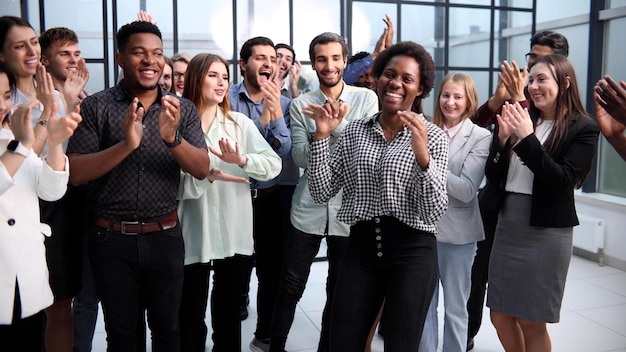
[178, 53, 281, 351]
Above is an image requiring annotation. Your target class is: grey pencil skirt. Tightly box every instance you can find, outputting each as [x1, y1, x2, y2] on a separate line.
[486, 192, 573, 323]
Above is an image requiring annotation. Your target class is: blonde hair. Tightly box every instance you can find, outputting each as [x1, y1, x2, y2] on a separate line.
[432, 73, 479, 129]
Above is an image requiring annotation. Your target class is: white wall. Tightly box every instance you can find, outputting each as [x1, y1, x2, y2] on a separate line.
[575, 193, 626, 271]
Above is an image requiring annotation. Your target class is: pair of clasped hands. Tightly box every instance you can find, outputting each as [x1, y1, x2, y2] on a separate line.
[303, 99, 350, 140]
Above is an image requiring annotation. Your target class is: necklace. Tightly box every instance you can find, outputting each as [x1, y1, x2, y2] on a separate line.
[379, 116, 402, 143]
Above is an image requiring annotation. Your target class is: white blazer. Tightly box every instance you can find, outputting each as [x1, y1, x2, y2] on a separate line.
[0, 132, 69, 324]
[436, 118, 491, 244]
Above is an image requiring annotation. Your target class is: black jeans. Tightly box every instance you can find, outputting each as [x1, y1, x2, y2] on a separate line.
[251, 189, 285, 340]
[88, 224, 184, 352]
[467, 185, 500, 342]
[329, 216, 438, 352]
[269, 230, 348, 352]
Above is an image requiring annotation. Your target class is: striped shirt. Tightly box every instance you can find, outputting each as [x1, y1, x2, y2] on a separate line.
[308, 113, 449, 233]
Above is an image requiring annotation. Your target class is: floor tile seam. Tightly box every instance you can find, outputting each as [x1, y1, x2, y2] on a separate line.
[569, 310, 626, 338]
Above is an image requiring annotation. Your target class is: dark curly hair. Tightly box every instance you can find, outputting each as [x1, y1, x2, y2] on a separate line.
[117, 21, 162, 52]
[371, 41, 435, 103]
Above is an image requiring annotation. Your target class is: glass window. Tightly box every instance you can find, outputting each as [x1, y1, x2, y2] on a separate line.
[400, 4, 443, 66]
[610, 0, 626, 7]
[450, 0, 490, 6]
[237, 0, 290, 54]
[43, 0, 105, 57]
[492, 11, 533, 67]
[351, 1, 397, 54]
[146, 1, 174, 56]
[597, 16, 626, 197]
[0, 1, 21, 16]
[449, 7, 491, 68]
[536, 0, 590, 23]
[548, 24, 589, 99]
[496, 0, 534, 7]
[177, 0, 233, 60]
[292, 0, 340, 65]
[85, 62, 105, 94]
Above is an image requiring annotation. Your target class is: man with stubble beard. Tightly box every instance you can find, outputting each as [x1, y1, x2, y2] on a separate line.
[269, 32, 378, 352]
[228, 36, 291, 352]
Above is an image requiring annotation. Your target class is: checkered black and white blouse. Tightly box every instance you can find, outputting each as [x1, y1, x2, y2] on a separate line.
[308, 113, 449, 234]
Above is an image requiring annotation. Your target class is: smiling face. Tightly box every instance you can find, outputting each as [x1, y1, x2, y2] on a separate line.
[377, 54, 423, 114]
[312, 42, 346, 89]
[276, 47, 294, 80]
[41, 41, 81, 82]
[0, 73, 12, 122]
[173, 60, 188, 95]
[355, 66, 376, 91]
[439, 81, 468, 127]
[528, 62, 560, 117]
[0, 25, 40, 78]
[240, 44, 276, 90]
[115, 32, 164, 92]
[202, 61, 229, 106]
[159, 63, 172, 92]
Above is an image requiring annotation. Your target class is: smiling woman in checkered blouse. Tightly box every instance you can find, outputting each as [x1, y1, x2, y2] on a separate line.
[306, 41, 449, 351]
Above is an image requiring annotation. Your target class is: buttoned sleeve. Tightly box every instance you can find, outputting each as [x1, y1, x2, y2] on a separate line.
[308, 136, 343, 204]
[412, 124, 449, 225]
[447, 126, 491, 203]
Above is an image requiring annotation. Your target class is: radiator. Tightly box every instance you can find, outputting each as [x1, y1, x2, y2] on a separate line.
[573, 215, 605, 266]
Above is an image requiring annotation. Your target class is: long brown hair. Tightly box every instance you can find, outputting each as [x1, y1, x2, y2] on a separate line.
[432, 72, 479, 129]
[183, 53, 239, 137]
[528, 54, 591, 187]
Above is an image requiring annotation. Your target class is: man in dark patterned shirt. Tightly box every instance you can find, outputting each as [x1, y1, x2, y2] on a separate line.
[66, 21, 209, 351]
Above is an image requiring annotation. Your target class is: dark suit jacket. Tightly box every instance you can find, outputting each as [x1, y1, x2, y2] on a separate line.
[485, 115, 599, 227]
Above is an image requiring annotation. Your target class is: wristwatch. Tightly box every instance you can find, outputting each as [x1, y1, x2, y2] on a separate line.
[7, 140, 31, 158]
[163, 129, 181, 148]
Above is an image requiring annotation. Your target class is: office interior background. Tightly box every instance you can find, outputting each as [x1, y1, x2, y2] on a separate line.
[2, 0, 626, 271]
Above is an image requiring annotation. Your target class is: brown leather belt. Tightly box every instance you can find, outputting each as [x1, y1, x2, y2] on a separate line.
[251, 184, 279, 199]
[93, 210, 178, 235]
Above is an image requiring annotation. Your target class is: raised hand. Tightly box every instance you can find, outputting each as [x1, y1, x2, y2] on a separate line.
[498, 101, 533, 142]
[398, 111, 429, 169]
[35, 64, 57, 110]
[123, 97, 145, 150]
[383, 14, 394, 47]
[498, 60, 528, 103]
[63, 58, 90, 108]
[137, 10, 157, 25]
[47, 104, 82, 147]
[595, 75, 626, 126]
[159, 95, 181, 143]
[290, 61, 302, 86]
[209, 137, 247, 166]
[260, 80, 283, 126]
[10, 100, 38, 148]
[595, 88, 626, 140]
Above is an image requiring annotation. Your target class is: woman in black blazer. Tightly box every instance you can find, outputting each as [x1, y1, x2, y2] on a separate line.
[485, 54, 599, 352]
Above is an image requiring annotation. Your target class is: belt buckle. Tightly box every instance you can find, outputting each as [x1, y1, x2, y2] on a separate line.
[121, 220, 140, 235]
[251, 189, 258, 199]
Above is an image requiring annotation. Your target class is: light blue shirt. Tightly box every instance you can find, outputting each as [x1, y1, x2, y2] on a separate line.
[228, 82, 292, 190]
[290, 83, 378, 236]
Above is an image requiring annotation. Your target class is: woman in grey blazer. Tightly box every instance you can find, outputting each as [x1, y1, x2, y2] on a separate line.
[419, 73, 491, 352]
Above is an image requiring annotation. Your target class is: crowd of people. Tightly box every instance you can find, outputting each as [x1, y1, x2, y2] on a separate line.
[0, 9, 624, 352]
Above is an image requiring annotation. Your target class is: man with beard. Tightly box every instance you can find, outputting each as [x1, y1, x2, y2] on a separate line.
[275, 43, 302, 99]
[228, 36, 292, 352]
[66, 20, 209, 351]
[268, 32, 378, 352]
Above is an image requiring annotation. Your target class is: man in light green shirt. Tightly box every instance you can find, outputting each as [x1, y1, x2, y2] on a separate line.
[268, 32, 378, 352]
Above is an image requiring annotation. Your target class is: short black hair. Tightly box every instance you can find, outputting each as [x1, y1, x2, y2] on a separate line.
[372, 41, 435, 101]
[348, 51, 370, 65]
[239, 36, 275, 75]
[116, 21, 162, 52]
[275, 43, 295, 62]
[40, 27, 79, 56]
[530, 31, 569, 57]
[308, 32, 348, 62]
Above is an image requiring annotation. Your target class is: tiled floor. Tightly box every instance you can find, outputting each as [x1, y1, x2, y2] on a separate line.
[91, 254, 626, 352]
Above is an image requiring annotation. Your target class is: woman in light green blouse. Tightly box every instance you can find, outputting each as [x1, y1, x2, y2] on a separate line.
[177, 53, 282, 352]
